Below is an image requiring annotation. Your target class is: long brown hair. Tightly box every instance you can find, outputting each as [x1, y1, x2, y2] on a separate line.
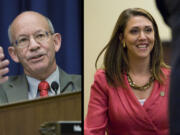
[95, 8, 169, 88]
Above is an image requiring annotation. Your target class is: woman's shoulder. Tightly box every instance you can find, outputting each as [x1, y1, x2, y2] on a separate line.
[95, 69, 105, 74]
[94, 69, 106, 80]
[93, 69, 113, 87]
[161, 67, 171, 76]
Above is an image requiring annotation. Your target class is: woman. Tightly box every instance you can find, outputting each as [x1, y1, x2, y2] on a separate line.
[84, 8, 170, 135]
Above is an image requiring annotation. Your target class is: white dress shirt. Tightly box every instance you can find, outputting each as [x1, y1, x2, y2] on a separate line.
[27, 67, 60, 99]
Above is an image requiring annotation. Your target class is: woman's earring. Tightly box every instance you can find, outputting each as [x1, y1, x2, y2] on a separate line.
[123, 42, 126, 48]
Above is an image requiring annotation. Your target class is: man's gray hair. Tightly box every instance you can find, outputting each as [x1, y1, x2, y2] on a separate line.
[8, 16, 55, 44]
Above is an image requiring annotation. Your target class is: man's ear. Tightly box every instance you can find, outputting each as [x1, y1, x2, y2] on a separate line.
[53, 33, 61, 52]
[8, 46, 19, 63]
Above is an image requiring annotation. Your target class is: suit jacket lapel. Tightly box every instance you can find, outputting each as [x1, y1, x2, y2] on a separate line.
[59, 67, 74, 93]
[5, 74, 29, 103]
[117, 74, 159, 131]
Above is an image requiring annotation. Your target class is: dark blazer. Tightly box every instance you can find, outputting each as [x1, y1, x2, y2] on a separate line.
[156, 0, 180, 134]
[0, 67, 81, 105]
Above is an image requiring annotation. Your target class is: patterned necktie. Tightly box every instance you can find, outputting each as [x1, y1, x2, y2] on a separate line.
[38, 81, 50, 97]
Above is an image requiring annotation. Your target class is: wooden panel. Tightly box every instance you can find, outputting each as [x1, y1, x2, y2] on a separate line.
[0, 91, 81, 135]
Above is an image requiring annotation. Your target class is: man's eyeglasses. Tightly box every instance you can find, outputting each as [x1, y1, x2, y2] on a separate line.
[12, 31, 53, 48]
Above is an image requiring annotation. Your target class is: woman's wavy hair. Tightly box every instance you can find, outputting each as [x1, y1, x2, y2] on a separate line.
[95, 8, 169, 88]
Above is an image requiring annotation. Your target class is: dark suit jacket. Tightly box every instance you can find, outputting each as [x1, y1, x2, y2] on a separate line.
[156, 0, 180, 134]
[0, 67, 81, 105]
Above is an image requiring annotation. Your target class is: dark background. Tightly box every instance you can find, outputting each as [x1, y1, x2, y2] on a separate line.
[0, 0, 82, 75]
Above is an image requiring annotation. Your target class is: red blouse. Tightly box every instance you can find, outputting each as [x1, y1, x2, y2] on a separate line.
[85, 68, 170, 135]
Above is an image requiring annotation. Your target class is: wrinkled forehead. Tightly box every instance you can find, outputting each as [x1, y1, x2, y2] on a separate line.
[10, 12, 49, 39]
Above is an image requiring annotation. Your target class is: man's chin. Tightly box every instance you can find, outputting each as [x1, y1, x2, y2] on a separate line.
[28, 65, 48, 75]
[24, 63, 56, 79]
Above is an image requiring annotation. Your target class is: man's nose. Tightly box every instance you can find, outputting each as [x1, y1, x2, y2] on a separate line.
[28, 36, 40, 50]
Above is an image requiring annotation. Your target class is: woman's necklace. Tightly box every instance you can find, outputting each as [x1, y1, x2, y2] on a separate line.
[127, 73, 154, 91]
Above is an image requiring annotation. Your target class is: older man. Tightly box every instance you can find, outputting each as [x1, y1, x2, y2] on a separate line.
[0, 11, 81, 104]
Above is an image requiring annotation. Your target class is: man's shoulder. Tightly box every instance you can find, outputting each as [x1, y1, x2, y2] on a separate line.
[6, 74, 26, 84]
[58, 67, 81, 91]
[0, 74, 26, 90]
[59, 67, 81, 80]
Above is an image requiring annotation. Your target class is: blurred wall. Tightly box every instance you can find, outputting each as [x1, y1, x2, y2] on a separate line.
[84, 0, 171, 117]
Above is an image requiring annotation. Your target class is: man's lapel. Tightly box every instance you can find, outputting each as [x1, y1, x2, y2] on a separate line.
[5, 74, 29, 103]
[59, 68, 74, 94]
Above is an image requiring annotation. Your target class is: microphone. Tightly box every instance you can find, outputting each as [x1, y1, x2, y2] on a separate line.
[51, 81, 59, 95]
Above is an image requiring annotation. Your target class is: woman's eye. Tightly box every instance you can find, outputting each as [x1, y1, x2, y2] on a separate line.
[145, 28, 152, 33]
[130, 29, 139, 34]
